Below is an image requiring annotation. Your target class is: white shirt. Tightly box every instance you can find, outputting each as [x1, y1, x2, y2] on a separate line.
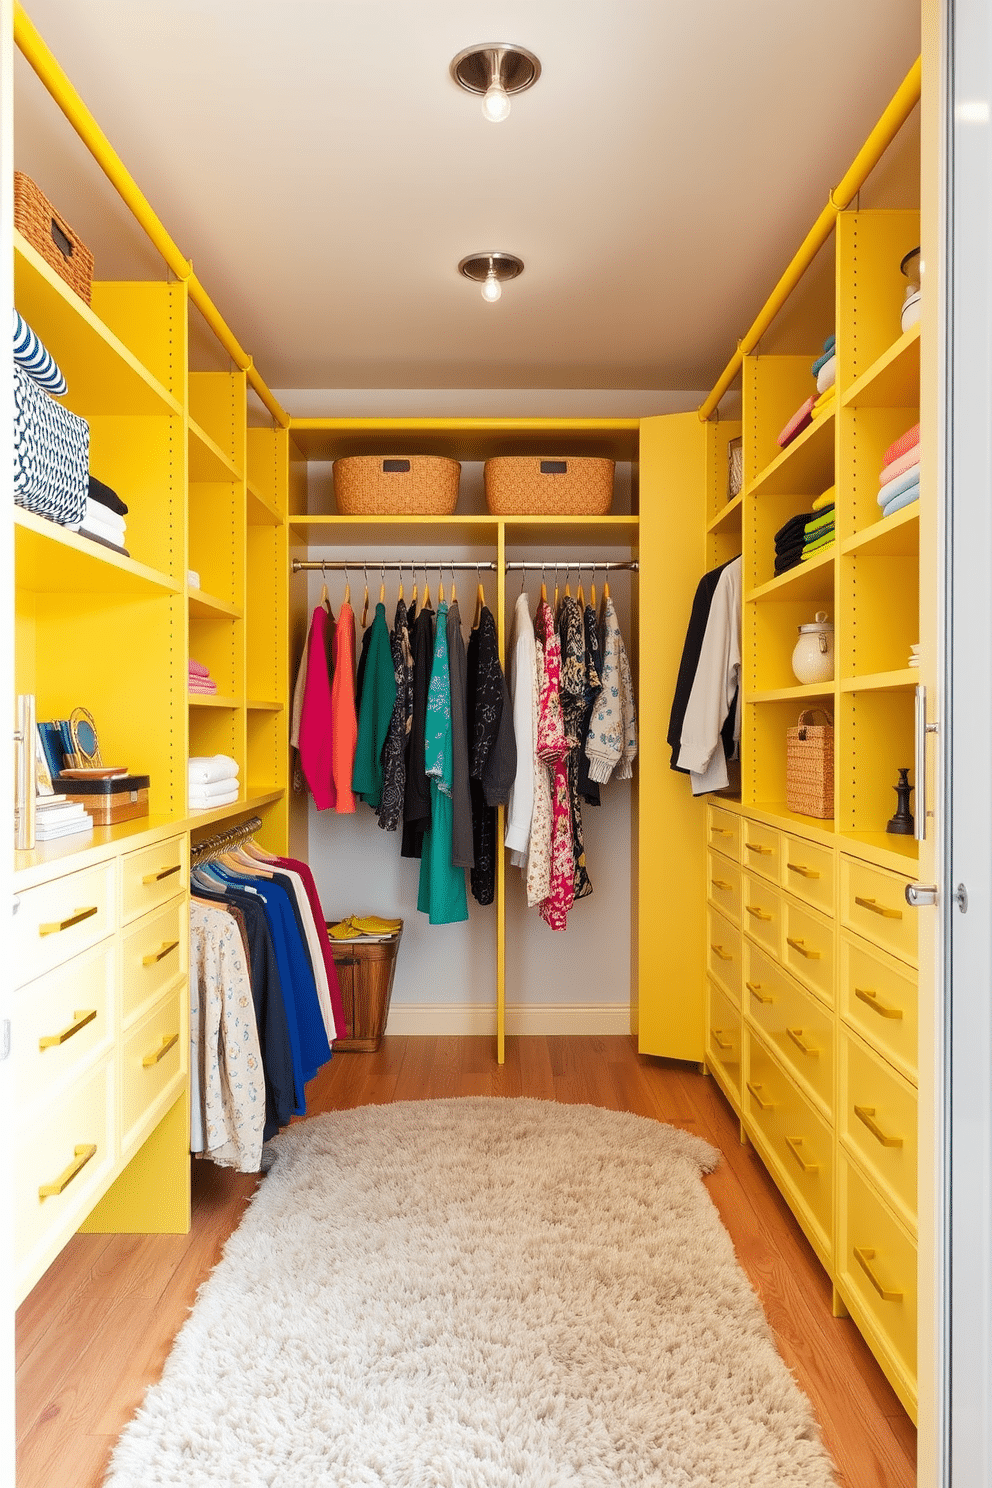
[677, 556, 742, 795]
[504, 591, 537, 862]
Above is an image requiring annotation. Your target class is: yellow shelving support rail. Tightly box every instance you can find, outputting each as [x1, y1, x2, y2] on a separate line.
[698, 56, 922, 422]
[13, 1, 289, 430]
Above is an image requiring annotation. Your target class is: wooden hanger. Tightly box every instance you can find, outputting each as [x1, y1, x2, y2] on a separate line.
[474, 576, 485, 628]
[320, 565, 330, 611]
[553, 567, 560, 611]
[438, 576, 445, 604]
[449, 569, 457, 605]
[361, 567, 370, 628]
[423, 576, 431, 610]
[242, 838, 278, 864]
[540, 570, 547, 604]
[577, 573, 585, 607]
[590, 575, 597, 610]
[599, 576, 610, 623]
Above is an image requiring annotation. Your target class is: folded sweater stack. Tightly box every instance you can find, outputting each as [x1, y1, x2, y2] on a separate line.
[876, 423, 920, 518]
[774, 508, 817, 576]
[74, 476, 129, 555]
[776, 335, 836, 450]
[189, 658, 218, 695]
[189, 754, 239, 810]
[801, 503, 835, 561]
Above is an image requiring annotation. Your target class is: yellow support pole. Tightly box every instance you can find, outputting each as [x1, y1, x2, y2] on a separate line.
[13, 2, 289, 429]
[698, 56, 922, 422]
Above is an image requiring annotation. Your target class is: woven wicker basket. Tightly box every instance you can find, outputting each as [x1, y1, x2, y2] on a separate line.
[786, 708, 834, 819]
[14, 172, 94, 304]
[484, 456, 614, 516]
[333, 456, 460, 515]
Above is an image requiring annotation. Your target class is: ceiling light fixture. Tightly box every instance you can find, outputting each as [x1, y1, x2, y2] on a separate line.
[450, 44, 541, 124]
[458, 252, 524, 304]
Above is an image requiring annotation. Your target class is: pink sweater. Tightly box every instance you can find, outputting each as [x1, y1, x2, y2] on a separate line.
[882, 423, 920, 468]
[298, 606, 336, 810]
[331, 601, 357, 813]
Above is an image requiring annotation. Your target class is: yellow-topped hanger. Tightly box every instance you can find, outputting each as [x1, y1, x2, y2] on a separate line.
[474, 577, 485, 628]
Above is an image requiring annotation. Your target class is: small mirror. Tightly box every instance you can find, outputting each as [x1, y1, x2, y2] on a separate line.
[69, 706, 102, 767]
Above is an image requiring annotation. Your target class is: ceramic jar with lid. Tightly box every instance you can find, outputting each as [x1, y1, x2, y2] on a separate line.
[792, 611, 834, 685]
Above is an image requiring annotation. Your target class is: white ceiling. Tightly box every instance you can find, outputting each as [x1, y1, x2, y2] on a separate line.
[14, 1, 921, 399]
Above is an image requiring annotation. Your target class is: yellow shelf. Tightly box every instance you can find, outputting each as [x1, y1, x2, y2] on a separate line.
[748, 412, 835, 498]
[14, 234, 181, 418]
[707, 494, 743, 535]
[246, 700, 284, 712]
[841, 669, 918, 693]
[843, 504, 919, 557]
[288, 513, 638, 547]
[746, 802, 838, 843]
[247, 480, 282, 526]
[13, 813, 182, 887]
[187, 788, 285, 829]
[749, 683, 836, 704]
[188, 586, 241, 619]
[839, 829, 919, 873]
[188, 419, 242, 483]
[15, 508, 179, 596]
[188, 694, 240, 708]
[841, 324, 920, 409]
[747, 546, 835, 602]
[286, 417, 641, 462]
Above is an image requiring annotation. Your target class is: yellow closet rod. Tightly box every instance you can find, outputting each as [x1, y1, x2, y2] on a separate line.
[698, 54, 922, 422]
[13, 2, 289, 430]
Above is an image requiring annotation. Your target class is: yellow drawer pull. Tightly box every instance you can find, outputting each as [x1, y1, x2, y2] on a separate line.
[855, 895, 903, 921]
[710, 943, 733, 962]
[142, 1032, 179, 1067]
[854, 1246, 903, 1303]
[786, 862, 821, 880]
[142, 863, 181, 885]
[854, 1105, 904, 1148]
[39, 905, 98, 937]
[854, 986, 904, 1020]
[786, 936, 822, 961]
[746, 1081, 776, 1112]
[39, 1009, 97, 1050]
[39, 1143, 97, 1200]
[142, 939, 180, 967]
[711, 878, 733, 893]
[711, 1029, 733, 1052]
[746, 981, 774, 1004]
[785, 1136, 819, 1174]
[710, 826, 732, 837]
[745, 842, 773, 855]
[746, 905, 773, 921]
[786, 1026, 820, 1057]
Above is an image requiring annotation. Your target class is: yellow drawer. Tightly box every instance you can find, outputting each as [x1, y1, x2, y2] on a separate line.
[841, 858, 916, 967]
[781, 834, 835, 917]
[840, 933, 918, 1084]
[13, 859, 115, 987]
[707, 804, 741, 862]
[707, 852, 741, 926]
[838, 1153, 917, 1405]
[840, 1027, 917, 1232]
[744, 1027, 833, 1258]
[741, 820, 780, 883]
[122, 835, 188, 924]
[781, 895, 834, 1006]
[706, 906, 742, 1005]
[121, 896, 187, 1024]
[14, 941, 115, 1113]
[741, 872, 781, 955]
[121, 984, 186, 1156]
[743, 942, 834, 1119]
[707, 978, 742, 1105]
[15, 1055, 115, 1302]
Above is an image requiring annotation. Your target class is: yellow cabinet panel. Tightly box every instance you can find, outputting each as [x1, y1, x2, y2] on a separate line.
[840, 1027, 918, 1232]
[706, 906, 742, 1006]
[741, 871, 782, 955]
[781, 896, 835, 1006]
[841, 857, 917, 966]
[14, 940, 115, 1113]
[707, 804, 741, 861]
[742, 820, 781, 883]
[707, 851, 741, 926]
[121, 896, 187, 1025]
[839, 932, 918, 1084]
[781, 833, 835, 916]
[121, 985, 186, 1157]
[122, 834, 188, 923]
[707, 978, 742, 1106]
[744, 942, 834, 1119]
[14, 859, 116, 986]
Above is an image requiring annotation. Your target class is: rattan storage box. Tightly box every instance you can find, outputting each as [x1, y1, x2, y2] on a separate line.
[14, 172, 94, 305]
[333, 455, 460, 515]
[484, 456, 615, 516]
[786, 709, 834, 819]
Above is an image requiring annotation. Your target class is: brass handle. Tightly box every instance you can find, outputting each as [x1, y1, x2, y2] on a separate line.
[142, 863, 181, 885]
[854, 1246, 903, 1302]
[39, 905, 98, 937]
[855, 895, 903, 921]
[745, 842, 772, 855]
[711, 1029, 733, 1052]
[785, 1136, 819, 1174]
[854, 986, 903, 1020]
[710, 826, 732, 837]
[711, 878, 733, 892]
[710, 943, 733, 962]
[39, 1143, 97, 1200]
[854, 1105, 904, 1148]
[786, 1026, 820, 1056]
[746, 981, 774, 1004]
[746, 1081, 776, 1112]
[142, 1032, 179, 1067]
[746, 905, 773, 922]
[142, 939, 180, 966]
[786, 936, 822, 961]
[39, 1009, 97, 1050]
[787, 862, 821, 880]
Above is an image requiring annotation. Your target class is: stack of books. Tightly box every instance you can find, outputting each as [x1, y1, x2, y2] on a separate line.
[35, 792, 93, 842]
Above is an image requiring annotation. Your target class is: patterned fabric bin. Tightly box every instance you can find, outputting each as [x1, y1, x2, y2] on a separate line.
[12, 363, 89, 526]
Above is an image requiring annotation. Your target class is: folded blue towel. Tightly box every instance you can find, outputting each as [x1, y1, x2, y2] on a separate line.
[823, 334, 835, 353]
[811, 342, 835, 377]
[13, 308, 67, 394]
[877, 465, 922, 507]
[882, 479, 920, 518]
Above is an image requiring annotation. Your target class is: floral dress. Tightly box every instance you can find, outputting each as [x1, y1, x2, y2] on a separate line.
[377, 598, 413, 831]
[557, 595, 593, 903]
[418, 601, 469, 925]
[525, 634, 553, 908]
[535, 600, 574, 931]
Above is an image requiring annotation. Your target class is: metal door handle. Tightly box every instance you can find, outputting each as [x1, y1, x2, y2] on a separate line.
[906, 883, 937, 908]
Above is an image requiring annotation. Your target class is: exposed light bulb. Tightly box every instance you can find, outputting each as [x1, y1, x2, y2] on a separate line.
[481, 269, 502, 303]
[482, 80, 511, 123]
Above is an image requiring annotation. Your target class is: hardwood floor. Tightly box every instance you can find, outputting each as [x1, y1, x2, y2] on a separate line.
[15, 1036, 916, 1487]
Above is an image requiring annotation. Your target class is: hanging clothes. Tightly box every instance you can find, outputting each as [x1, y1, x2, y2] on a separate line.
[267, 851, 346, 1038]
[557, 594, 593, 903]
[466, 604, 515, 906]
[667, 556, 739, 772]
[525, 633, 553, 908]
[535, 600, 573, 932]
[447, 599, 474, 871]
[401, 602, 434, 859]
[377, 597, 413, 832]
[505, 590, 537, 869]
[289, 620, 313, 794]
[418, 600, 469, 925]
[352, 600, 397, 812]
[676, 555, 742, 795]
[298, 605, 336, 809]
[584, 597, 637, 786]
[577, 602, 603, 807]
[331, 597, 358, 813]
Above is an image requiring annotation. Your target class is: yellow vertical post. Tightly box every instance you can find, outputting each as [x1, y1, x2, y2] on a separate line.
[496, 523, 506, 1063]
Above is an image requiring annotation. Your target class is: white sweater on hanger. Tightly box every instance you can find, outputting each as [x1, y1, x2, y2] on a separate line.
[677, 556, 742, 795]
[504, 591, 537, 863]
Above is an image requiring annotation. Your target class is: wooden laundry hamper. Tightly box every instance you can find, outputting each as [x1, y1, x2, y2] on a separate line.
[328, 925, 403, 1051]
[786, 709, 834, 819]
[484, 456, 614, 515]
[333, 456, 460, 515]
[14, 172, 94, 304]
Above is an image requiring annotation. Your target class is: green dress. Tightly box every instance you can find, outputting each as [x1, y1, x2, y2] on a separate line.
[418, 602, 469, 925]
[351, 601, 397, 811]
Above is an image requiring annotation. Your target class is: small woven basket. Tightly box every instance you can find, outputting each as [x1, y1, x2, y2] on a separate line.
[484, 456, 614, 516]
[14, 172, 94, 304]
[333, 456, 460, 515]
[786, 708, 834, 819]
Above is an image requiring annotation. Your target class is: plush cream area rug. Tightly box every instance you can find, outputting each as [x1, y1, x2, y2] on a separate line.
[103, 1098, 837, 1486]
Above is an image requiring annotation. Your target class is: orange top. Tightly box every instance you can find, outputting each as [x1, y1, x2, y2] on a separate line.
[331, 600, 358, 813]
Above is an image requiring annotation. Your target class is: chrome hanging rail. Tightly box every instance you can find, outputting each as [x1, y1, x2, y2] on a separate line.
[504, 560, 638, 572]
[293, 560, 499, 573]
[190, 814, 263, 866]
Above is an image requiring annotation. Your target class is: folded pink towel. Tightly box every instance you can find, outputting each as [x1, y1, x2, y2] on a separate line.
[878, 447, 920, 487]
[777, 396, 816, 449]
[882, 423, 920, 468]
[189, 681, 219, 694]
[188, 659, 211, 678]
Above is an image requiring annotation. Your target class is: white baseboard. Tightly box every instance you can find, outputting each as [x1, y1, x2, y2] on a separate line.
[384, 1002, 631, 1037]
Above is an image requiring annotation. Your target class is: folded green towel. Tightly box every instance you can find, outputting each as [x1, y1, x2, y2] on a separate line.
[801, 529, 835, 558]
[804, 505, 836, 536]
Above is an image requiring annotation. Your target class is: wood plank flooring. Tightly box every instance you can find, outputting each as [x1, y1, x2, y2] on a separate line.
[15, 1036, 917, 1487]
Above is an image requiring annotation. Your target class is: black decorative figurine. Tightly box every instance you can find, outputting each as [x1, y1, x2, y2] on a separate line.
[886, 767, 915, 835]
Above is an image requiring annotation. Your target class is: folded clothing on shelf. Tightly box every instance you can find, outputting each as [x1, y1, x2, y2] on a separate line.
[87, 474, 128, 518]
[776, 396, 816, 450]
[188, 658, 219, 694]
[881, 478, 920, 518]
[816, 355, 837, 394]
[188, 569, 201, 589]
[189, 658, 211, 678]
[188, 786, 239, 810]
[801, 529, 835, 561]
[774, 509, 818, 551]
[902, 290, 921, 333]
[75, 527, 129, 557]
[882, 422, 920, 468]
[812, 484, 836, 511]
[879, 445, 921, 487]
[188, 776, 240, 801]
[876, 464, 921, 507]
[774, 548, 805, 577]
[189, 753, 239, 786]
[78, 495, 126, 537]
[804, 505, 835, 537]
[13, 308, 67, 394]
[810, 335, 835, 379]
[13, 362, 89, 526]
[811, 385, 835, 419]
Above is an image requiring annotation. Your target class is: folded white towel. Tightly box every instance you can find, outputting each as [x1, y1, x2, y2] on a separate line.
[189, 787, 239, 810]
[816, 355, 836, 395]
[187, 775, 240, 799]
[188, 569, 201, 589]
[84, 496, 127, 535]
[80, 515, 128, 546]
[901, 291, 921, 333]
[188, 754, 240, 785]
